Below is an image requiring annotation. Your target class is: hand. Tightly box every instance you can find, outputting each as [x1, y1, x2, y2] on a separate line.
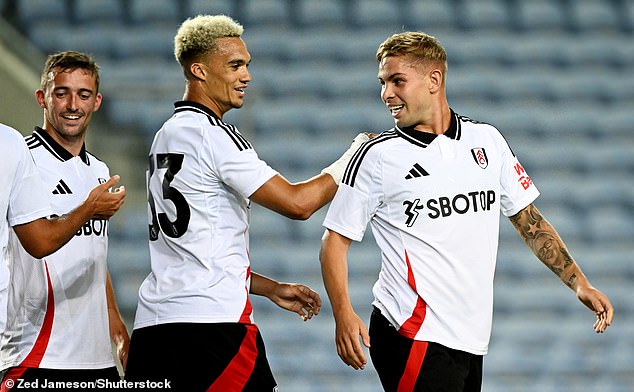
[86, 175, 126, 219]
[334, 310, 370, 370]
[109, 313, 130, 370]
[321, 132, 371, 184]
[268, 283, 322, 321]
[576, 285, 614, 333]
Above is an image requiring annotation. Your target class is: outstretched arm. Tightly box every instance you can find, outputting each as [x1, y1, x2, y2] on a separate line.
[13, 176, 126, 258]
[320, 229, 370, 370]
[250, 272, 321, 321]
[106, 271, 130, 371]
[250, 133, 370, 220]
[508, 204, 614, 332]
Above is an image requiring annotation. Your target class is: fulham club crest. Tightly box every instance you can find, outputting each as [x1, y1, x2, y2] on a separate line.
[471, 148, 488, 169]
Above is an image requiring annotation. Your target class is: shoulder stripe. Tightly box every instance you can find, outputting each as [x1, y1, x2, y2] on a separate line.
[25, 135, 40, 149]
[207, 116, 252, 151]
[342, 130, 399, 187]
[25, 133, 64, 162]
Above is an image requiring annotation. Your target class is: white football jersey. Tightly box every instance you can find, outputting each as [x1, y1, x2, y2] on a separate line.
[133, 101, 278, 329]
[0, 124, 52, 334]
[323, 111, 540, 355]
[0, 128, 114, 370]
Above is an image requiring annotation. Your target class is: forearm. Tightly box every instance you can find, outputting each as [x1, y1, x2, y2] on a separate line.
[320, 230, 354, 316]
[106, 272, 125, 324]
[251, 173, 337, 220]
[250, 272, 278, 298]
[509, 204, 590, 290]
[13, 203, 93, 258]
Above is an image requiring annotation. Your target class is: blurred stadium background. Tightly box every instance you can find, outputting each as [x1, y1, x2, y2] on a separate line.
[1, 0, 633, 391]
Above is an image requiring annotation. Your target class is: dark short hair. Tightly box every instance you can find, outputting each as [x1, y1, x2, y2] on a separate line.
[40, 51, 100, 91]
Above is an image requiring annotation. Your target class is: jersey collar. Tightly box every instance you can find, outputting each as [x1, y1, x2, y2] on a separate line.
[33, 127, 90, 164]
[174, 101, 221, 120]
[395, 108, 460, 147]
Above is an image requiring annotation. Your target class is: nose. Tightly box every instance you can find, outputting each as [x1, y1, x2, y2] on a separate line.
[242, 67, 252, 83]
[67, 94, 79, 111]
[381, 84, 392, 103]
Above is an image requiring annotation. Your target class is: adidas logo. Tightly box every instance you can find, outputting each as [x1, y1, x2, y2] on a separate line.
[52, 179, 72, 195]
[405, 163, 429, 179]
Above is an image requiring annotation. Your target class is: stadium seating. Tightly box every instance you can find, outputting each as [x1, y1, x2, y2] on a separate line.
[3, 1, 632, 391]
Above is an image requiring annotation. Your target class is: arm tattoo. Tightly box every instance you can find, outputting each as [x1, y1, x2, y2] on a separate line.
[509, 205, 577, 288]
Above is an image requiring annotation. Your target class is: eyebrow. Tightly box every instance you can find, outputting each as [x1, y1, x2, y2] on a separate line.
[228, 58, 251, 66]
[378, 72, 406, 81]
[53, 86, 94, 94]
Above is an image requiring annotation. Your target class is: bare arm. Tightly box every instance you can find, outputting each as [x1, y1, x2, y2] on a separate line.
[106, 271, 130, 370]
[250, 173, 337, 220]
[508, 203, 614, 332]
[12, 176, 125, 258]
[250, 271, 321, 321]
[320, 229, 369, 370]
[249, 133, 370, 220]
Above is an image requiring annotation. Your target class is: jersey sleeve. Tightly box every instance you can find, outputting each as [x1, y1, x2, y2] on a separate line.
[323, 148, 381, 242]
[7, 130, 52, 226]
[208, 127, 278, 199]
[498, 139, 540, 217]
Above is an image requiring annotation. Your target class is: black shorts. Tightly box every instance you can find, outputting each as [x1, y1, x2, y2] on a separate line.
[369, 307, 483, 392]
[1, 366, 120, 391]
[125, 322, 277, 392]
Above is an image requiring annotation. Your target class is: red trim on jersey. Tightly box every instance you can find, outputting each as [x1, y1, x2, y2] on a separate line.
[19, 262, 55, 367]
[207, 324, 259, 392]
[397, 341, 429, 392]
[398, 250, 427, 339]
[238, 266, 253, 323]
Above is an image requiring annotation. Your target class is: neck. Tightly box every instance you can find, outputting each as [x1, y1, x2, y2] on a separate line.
[183, 85, 224, 119]
[43, 126, 84, 157]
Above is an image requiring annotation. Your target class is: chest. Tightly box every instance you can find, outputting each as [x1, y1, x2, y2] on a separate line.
[36, 156, 108, 215]
[382, 137, 502, 201]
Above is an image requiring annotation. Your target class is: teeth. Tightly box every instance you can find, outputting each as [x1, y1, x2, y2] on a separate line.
[64, 115, 80, 119]
[389, 104, 404, 112]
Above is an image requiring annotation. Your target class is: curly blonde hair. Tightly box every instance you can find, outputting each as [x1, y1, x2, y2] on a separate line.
[174, 14, 244, 67]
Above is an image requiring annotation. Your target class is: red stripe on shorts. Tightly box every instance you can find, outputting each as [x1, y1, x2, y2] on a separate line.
[397, 340, 429, 392]
[207, 324, 259, 392]
[1, 366, 28, 392]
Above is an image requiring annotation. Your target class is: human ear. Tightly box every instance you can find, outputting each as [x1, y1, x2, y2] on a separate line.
[429, 69, 443, 93]
[35, 89, 46, 108]
[190, 63, 206, 81]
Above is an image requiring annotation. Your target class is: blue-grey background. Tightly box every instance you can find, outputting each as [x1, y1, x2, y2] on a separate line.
[1, 1, 632, 391]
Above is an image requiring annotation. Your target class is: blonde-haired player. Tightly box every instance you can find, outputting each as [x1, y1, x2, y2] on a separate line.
[320, 31, 613, 391]
[125, 15, 368, 391]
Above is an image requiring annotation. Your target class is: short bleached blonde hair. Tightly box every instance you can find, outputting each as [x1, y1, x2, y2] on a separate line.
[174, 14, 244, 67]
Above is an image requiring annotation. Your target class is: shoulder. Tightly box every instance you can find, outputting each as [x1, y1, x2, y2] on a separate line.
[456, 112, 507, 140]
[0, 124, 27, 148]
[166, 109, 253, 152]
[85, 151, 110, 172]
[456, 112, 517, 155]
[0, 125, 32, 165]
[341, 129, 398, 186]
